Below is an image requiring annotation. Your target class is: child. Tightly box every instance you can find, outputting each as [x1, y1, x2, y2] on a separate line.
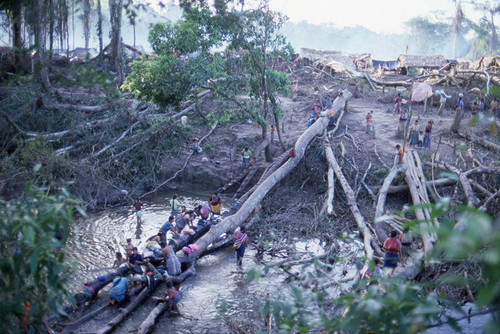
[133, 198, 143, 224]
[165, 280, 183, 310]
[417, 131, 424, 148]
[361, 258, 382, 280]
[395, 144, 404, 164]
[113, 252, 126, 268]
[124, 238, 134, 258]
[234, 226, 248, 266]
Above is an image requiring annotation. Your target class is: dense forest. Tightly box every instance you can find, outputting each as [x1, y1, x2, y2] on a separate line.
[0, 0, 500, 333]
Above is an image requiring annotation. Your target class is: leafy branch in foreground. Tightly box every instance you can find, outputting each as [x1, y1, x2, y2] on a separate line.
[0, 184, 83, 333]
[237, 201, 500, 333]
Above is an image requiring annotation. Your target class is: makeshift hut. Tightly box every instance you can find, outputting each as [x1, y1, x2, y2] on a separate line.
[398, 54, 447, 76]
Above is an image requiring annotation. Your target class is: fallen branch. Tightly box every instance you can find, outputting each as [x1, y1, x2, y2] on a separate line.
[140, 122, 218, 199]
[374, 161, 407, 242]
[92, 121, 140, 158]
[457, 130, 500, 154]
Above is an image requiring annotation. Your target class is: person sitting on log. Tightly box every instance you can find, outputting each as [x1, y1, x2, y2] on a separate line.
[145, 234, 163, 259]
[127, 247, 144, 274]
[161, 243, 182, 276]
[175, 210, 194, 233]
[208, 193, 222, 218]
[108, 276, 129, 306]
[383, 230, 401, 276]
[113, 252, 126, 268]
[178, 244, 198, 266]
[194, 204, 210, 224]
[132, 262, 165, 291]
[159, 216, 179, 242]
[165, 280, 183, 310]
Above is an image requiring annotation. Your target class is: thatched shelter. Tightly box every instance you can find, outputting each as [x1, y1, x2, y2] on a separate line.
[299, 48, 356, 71]
[398, 54, 447, 69]
[471, 56, 500, 70]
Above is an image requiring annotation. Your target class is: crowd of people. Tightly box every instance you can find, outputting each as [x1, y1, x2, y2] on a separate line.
[102, 191, 251, 310]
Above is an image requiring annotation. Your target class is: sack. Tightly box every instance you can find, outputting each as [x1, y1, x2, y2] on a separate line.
[233, 242, 241, 250]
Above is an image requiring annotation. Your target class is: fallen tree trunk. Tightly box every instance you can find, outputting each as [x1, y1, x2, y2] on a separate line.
[96, 286, 150, 334]
[403, 151, 435, 258]
[234, 137, 270, 198]
[324, 145, 336, 216]
[376, 177, 457, 194]
[236, 150, 290, 206]
[137, 302, 168, 334]
[132, 262, 196, 334]
[443, 162, 480, 207]
[52, 102, 114, 113]
[194, 89, 353, 257]
[457, 130, 500, 153]
[92, 121, 140, 158]
[329, 148, 378, 259]
[374, 160, 407, 243]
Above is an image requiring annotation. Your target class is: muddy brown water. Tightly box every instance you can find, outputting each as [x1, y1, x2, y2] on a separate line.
[66, 190, 333, 333]
[64, 190, 490, 333]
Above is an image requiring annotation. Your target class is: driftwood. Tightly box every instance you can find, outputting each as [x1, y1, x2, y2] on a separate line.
[374, 159, 407, 242]
[194, 89, 353, 257]
[140, 122, 218, 199]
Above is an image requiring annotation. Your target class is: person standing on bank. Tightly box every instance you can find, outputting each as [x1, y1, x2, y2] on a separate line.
[234, 226, 248, 266]
[383, 230, 401, 276]
[423, 121, 433, 149]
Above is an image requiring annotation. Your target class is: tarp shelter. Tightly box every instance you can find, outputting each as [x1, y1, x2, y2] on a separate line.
[411, 82, 433, 102]
[372, 59, 399, 70]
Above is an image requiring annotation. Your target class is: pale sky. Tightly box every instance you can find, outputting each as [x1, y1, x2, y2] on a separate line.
[269, 0, 459, 33]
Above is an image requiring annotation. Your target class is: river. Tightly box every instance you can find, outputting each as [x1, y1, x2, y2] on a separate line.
[67, 190, 334, 333]
[65, 190, 492, 333]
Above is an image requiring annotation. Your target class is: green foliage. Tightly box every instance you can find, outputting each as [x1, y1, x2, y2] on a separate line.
[124, 0, 291, 128]
[0, 184, 82, 333]
[404, 17, 450, 55]
[238, 200, 500, 333]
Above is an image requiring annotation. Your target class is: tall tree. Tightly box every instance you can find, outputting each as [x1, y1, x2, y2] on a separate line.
[109, 0, 124, 85]
[452, 0, 464, 58]
[33, 0, 51, 90]
[96, 0, 103, 66]
[472, 0, 500, 56]
[0, 0, 25, 70]
[82, 0, 92, 51]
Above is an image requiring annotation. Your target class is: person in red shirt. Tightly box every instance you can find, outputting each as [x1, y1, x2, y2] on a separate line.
[383, 230, 401, 275]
